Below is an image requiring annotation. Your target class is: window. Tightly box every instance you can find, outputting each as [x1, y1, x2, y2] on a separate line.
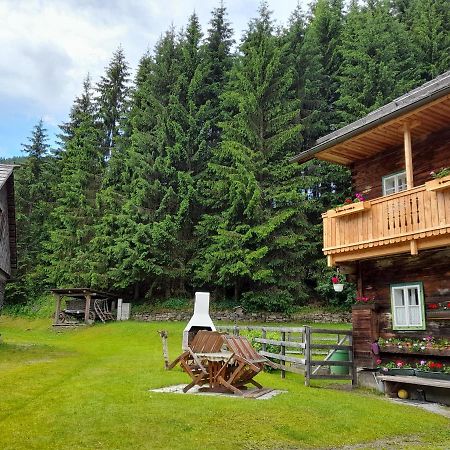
[382, 171, 407, 195]
[391, 283, 425, 330]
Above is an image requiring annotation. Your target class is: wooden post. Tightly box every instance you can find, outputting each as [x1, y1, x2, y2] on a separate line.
[158, 330, 169, 369]
[305, 326, 311, 386]
[53, 294, 61, 325]
[410, 240, 418, 256]
[403, 123, 414, 189]
[262, 329, 267, 353]
[84, 294, 91, 324]
[349, 332, 357, 387]
[281, 331, 286, 379]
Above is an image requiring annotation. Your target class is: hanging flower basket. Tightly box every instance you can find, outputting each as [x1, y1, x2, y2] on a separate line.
[331, 274, 345, 292]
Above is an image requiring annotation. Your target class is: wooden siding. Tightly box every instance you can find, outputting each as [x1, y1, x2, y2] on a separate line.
[351, 127, 450, 200]
[7, 177, 17, 273]
[0, 183, 11, 276]
[352, 248, 450, 367]
[323, 182, 450, 264]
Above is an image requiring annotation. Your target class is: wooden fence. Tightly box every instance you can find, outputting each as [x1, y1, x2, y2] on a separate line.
[217, 325, 355, 386]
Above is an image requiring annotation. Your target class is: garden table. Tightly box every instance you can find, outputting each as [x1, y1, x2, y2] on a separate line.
[168, 331, 275, 395]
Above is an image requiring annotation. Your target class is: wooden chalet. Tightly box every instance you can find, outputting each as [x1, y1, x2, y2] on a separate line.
[0, 165, 17, 309]
[292, 71, 450, 370]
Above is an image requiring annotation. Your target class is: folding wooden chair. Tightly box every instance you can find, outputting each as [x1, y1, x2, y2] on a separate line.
[216, 335, 276, 395]
[168, 331, 225, 392]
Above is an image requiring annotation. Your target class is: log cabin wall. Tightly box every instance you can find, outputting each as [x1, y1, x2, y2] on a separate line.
[351, 127, 450, 200]
[360, 247, 450, 339]
[352, 247, 449, 367]
[0, 183, 11, 277]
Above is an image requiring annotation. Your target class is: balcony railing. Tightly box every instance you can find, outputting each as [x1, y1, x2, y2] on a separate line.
[322, 183, 450, 265]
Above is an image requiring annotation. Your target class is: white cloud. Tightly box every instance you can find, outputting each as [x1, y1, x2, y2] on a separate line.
[0, 0, 306, 122]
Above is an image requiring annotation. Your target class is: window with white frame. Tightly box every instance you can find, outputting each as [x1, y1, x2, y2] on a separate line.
[382, 171, 407, 195]
[391, 283, 425, 330]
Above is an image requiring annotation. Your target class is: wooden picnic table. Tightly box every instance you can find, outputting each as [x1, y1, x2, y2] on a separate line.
[168, 331, 275, 396]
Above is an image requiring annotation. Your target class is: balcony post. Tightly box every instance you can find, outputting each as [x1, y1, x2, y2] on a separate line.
[403, 123, 414, 189]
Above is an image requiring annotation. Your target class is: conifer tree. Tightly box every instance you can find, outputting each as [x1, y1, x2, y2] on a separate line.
[335, 0, 417, 125]
[195, 3, 309, 308]
[407, 0, 450, 81]
[296, 0, 344, 148]
[10, 120, 53, 302]
[96, 47, 131, 159]
[46, 82, 103, 287]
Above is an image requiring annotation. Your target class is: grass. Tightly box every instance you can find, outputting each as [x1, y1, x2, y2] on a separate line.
[0, 317, 448, 450]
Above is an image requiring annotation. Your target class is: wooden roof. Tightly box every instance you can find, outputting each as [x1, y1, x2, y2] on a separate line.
[0, 164, 17, 277]
[0, 165, 15, 189]
[50, 288, 118, 299]
[291, 71, 450, 165]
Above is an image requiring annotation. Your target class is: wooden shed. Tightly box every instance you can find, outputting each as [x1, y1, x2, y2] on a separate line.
[0, 165, 17, 309]
[52, 288, 119, 325]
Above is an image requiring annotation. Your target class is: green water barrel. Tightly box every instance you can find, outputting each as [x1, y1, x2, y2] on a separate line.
[330, 349, 349, 375]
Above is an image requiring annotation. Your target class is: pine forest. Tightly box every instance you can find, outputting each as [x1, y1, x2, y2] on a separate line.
[6, 0, 450, 313]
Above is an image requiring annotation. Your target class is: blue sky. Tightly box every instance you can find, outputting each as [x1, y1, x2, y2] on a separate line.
[1, 0, 308, 158]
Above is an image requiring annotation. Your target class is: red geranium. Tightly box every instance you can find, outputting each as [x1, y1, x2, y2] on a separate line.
[427, 303, 439, 310]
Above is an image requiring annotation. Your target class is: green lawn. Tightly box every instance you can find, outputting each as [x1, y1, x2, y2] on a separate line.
[0, 317, 448, 450]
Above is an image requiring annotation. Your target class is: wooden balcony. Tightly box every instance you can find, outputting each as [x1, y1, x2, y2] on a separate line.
[323, 182, 450, 266]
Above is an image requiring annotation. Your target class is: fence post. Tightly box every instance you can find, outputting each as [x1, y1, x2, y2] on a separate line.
[349, 332, 357, 387]
[262, 329, 267, 353]
[281, 331, 286, 379]
[305, 326, 311, 386]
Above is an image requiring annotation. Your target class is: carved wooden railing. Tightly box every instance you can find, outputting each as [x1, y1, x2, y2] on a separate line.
[322, 183, 450, 262]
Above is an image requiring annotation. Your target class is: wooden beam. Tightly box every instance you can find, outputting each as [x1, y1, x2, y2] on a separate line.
[403, 123, 414, 189]
[84, 294, 91, 324]
[410, 240, 418, 255]
[53, 294, 61, 325]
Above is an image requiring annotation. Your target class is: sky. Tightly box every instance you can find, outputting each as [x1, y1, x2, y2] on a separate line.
[0, 0, 308, 158]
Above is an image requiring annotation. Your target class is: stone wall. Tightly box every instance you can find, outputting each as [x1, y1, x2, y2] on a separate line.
[132, 310, 351, 324]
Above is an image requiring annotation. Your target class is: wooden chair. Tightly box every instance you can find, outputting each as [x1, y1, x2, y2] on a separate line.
[215, 335, 276, 395]
[168, 331, 225, 393]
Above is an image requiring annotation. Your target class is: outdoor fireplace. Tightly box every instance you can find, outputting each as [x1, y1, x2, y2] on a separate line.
[182, 292, 216, 350]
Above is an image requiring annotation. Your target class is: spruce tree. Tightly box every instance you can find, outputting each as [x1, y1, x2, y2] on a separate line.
[195, 2, 310, 309]
[335, 0, 417, 125]
[96, 47, 131, 159]
[46, 82, 103, 287]
[407, 0, 450, 81]
[10, 120, 53, 302]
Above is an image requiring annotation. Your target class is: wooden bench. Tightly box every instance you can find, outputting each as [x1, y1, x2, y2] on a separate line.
[377, 375, 450, 400]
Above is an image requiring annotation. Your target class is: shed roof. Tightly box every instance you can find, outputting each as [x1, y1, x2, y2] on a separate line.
[0, 165, 16, 190]
[291, 70, 450, 165]
[50, 288, 119, 299]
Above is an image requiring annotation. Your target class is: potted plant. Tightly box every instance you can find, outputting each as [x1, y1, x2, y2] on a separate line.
[415, 361, 450, 381]
[332, 274, 345, 292]
[381, 360, 415, 376]
[425, 167, 450, 192]
[327, 192, 371, 217]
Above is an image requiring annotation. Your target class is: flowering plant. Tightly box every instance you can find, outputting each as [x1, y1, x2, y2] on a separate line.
[355, 295, 375, 304]
[380, 359, 449, 373]
[380, 360, 413, 370]
[379, 336, 449, 352]
[426, 301, 450, 311]
[331, 274, 346, 284]
[338, 193, 365, 207]
[430, 167, 450, 179]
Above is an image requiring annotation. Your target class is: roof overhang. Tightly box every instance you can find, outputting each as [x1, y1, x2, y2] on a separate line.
[291, 71, 450, 166]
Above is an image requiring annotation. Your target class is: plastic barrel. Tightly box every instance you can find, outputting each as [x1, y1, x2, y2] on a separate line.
[330, 349, 349, 375]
